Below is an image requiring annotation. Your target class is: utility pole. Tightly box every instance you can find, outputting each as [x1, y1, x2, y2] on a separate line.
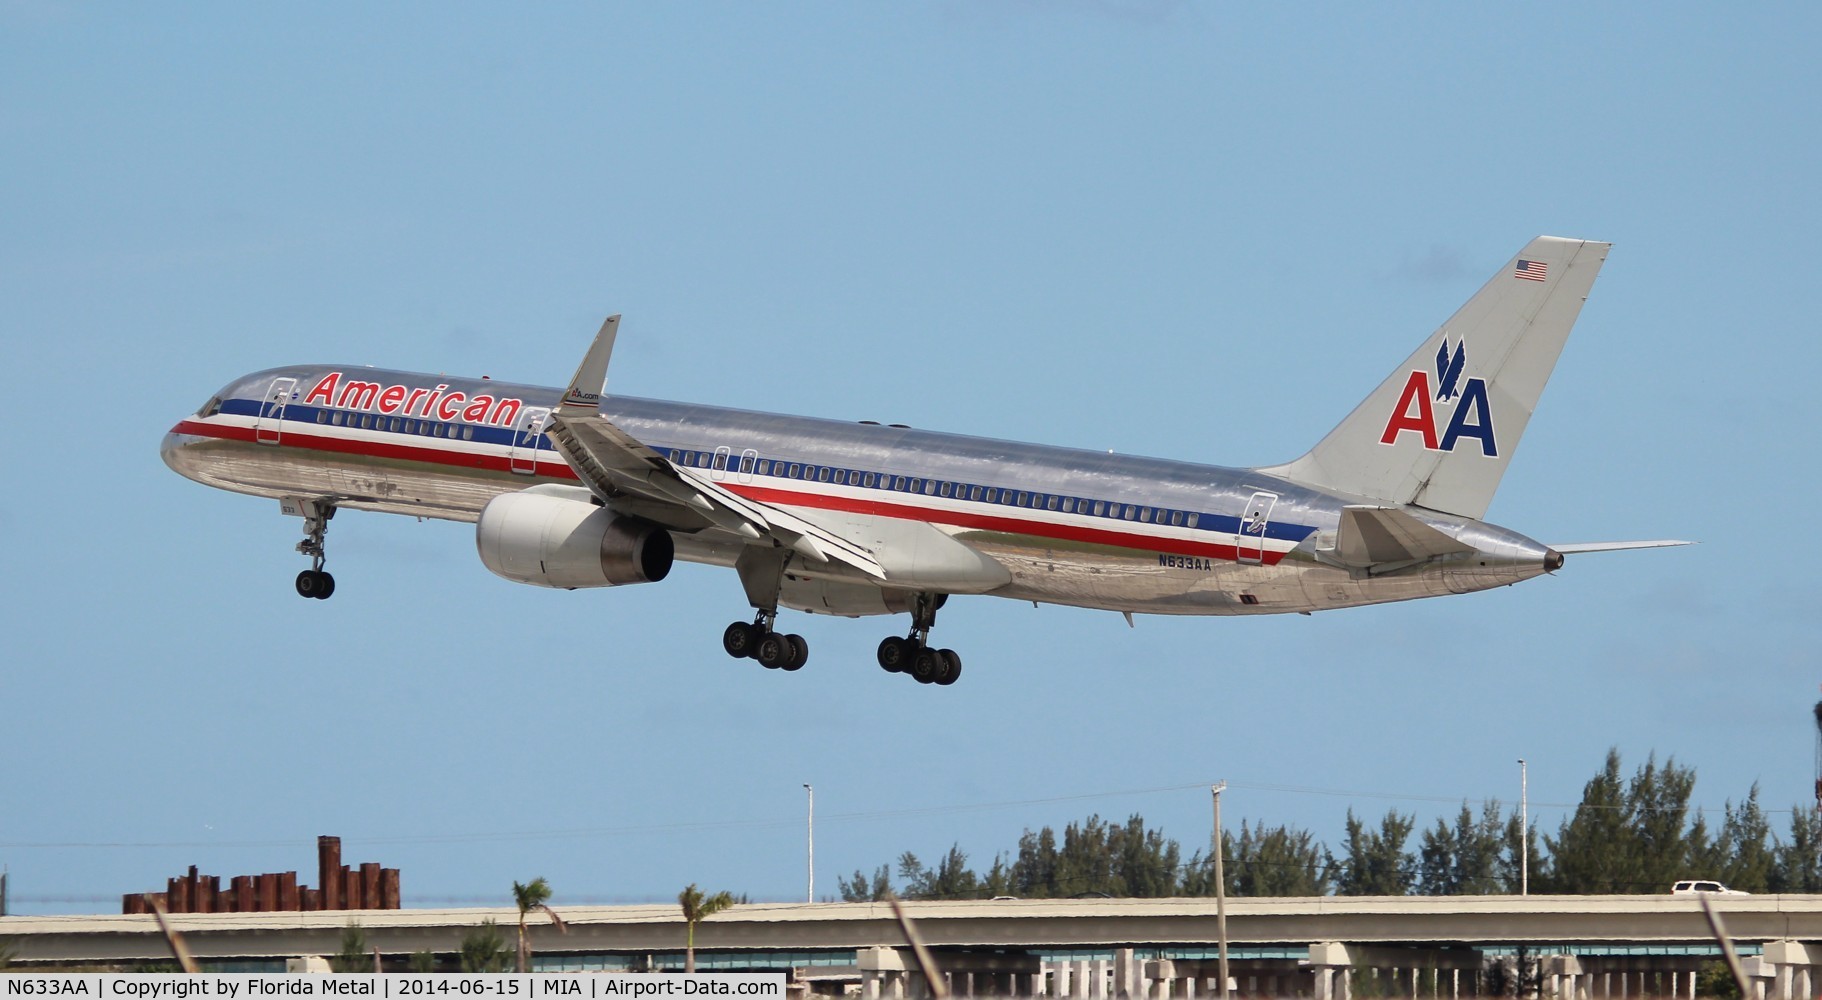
[1518, 759, 1528, 896]
[1212, 782, 1230, 1000]
[804, 783, 815, 904]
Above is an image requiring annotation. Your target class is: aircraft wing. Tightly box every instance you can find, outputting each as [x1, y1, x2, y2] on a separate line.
[542, 316, 888, 580]
[1325, 505, 1477, 572]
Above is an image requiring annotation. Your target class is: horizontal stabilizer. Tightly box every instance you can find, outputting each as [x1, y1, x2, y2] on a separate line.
[1548, 539, 1694, 554]
[1330, 506, 1475, 570]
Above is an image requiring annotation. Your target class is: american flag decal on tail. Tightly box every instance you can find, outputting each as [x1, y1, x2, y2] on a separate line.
[1514, 259, 1548, 282]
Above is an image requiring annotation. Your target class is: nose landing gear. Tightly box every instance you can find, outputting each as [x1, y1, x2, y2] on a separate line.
[287, 498, 336, 600]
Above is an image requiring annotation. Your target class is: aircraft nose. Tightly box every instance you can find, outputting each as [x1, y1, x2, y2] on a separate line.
[160, 427, 188, 475]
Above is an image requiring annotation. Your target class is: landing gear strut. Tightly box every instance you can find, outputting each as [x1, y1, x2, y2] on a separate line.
[877, 593, 961, 685]
[290, 499, 336, 600]
[722, 547, 808, 671]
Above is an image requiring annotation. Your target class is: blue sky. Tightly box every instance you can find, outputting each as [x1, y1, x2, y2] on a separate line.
[3, 3, 1818, 913]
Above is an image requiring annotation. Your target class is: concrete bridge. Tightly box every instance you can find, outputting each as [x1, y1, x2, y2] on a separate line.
[5, 895, 1820, 998]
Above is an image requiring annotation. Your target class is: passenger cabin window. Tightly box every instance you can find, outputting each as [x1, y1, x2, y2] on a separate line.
[1062, 498, 1075, 513]
[789, 464, 802, 478]
[939, 482, 952, 497]
[818, 467, 831, 482]
[1094, 501, 1106, 516]
[1047, 496, 1059, 511]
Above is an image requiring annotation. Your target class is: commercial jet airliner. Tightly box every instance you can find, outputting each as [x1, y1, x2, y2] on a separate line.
[164, 236, 1684, 685]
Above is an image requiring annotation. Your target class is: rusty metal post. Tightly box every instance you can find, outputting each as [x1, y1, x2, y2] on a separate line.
[258, 872, 279, 911]
[279, 871, 299, 911]
[319, 836, 342, 910]
[232, 875, 254, 913]
[360, 862, 381, 909]
[381, 869, 401, 909]
[343, 867, 359, 910]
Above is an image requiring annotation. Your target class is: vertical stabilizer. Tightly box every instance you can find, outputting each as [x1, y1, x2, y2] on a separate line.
[1260, 236, 1609, 519]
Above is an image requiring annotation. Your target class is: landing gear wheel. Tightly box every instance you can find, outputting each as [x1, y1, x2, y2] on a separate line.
[877, 636, 914, 673]
[295, 569, 334, 600]
[756, 631, 795, 669]
[910, 647, 942, 684]
[935, 649, 962, 686]
[723, 621, 763, 659]
[782, 634, 809, 671]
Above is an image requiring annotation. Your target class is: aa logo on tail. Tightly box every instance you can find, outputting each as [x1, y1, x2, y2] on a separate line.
[1378, 337, 1497, 456]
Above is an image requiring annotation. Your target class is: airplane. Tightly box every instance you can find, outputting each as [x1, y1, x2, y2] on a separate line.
[163, 236, 1686, 686]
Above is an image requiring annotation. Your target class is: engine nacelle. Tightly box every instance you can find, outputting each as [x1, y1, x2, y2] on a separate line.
[476, 489, 674, 589]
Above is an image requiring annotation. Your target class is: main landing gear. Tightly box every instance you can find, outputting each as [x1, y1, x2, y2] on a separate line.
[722, 546, 808, 671]
[292, 500, 336, 600]
[877, 593, 961, 686]
[721, 612, 809, 671]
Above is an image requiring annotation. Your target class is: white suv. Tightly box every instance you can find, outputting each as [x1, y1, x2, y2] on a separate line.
[1671, 880, 1750, 896]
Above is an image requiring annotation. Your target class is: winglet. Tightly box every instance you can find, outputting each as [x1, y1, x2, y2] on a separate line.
[559, 314, 620, 414]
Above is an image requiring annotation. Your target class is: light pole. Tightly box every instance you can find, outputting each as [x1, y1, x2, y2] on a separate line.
[1212, 782, 1230, 1000]
[1517, 759, 1528, 896]
[804, 783, 815, 904]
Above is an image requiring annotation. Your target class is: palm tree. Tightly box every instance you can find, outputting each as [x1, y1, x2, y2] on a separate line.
[511, 877, 567, 973]
[678, 883, 735, 973]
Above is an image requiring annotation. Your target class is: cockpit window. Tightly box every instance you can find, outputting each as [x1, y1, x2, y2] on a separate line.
[196, 396, 223, 418]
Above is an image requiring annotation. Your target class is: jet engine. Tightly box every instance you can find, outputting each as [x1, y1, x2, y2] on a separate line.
[476, 488, 673, 589]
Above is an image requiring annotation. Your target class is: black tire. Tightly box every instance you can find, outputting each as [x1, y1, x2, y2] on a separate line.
[783, 634, 809, 671]
[756, 631, 793, 669]
[296, 570, 322, 599]
[315, 571, 335, 600]
[935, 649, 962, 686]
[877, 636, 913, 673]
[910, 647, 942, 684]
[723, 621, 761, 658]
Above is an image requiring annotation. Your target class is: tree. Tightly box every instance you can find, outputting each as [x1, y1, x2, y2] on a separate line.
[1543, 748, 1634, 893]
[330, 923, 370, 973]
[678, 883, 735, 973]
[1335, 809, 1415, 895]
[408, 951, 438, 973]
[458, 920, 509, 973]
[900, 845, 981, 899]
[1709, 785, 1773, 892]
[838, 865, 893, 902]
[1545, 749, 1701, 893]
[1770, 807, 1822, 893]
[1499, 811, 1546, 893]
[1221, 821, 1332, 896]
[512, 877, 566, 974]
[1418, 802, 1507, 895]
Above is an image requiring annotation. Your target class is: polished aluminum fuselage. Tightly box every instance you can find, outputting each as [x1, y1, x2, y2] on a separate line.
[163, 364, 1555, 617]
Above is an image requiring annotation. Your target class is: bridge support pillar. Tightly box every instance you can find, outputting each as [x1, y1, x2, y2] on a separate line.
[1115, 948, 1138, 999]
[1763, 941, 1822, 1000]
[1546, 955, 1588, 1000]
